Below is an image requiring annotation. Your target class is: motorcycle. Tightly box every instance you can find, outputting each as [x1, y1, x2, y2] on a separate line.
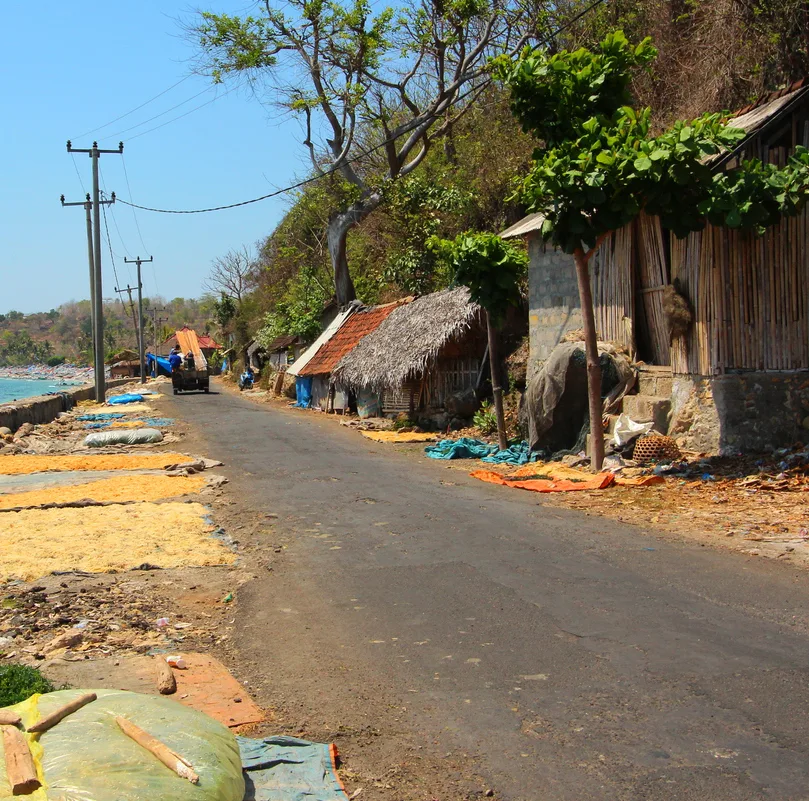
[238, 371, 255, 391]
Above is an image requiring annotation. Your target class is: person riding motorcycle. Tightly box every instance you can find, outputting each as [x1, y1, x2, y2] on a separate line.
[239, 366, 255, 391]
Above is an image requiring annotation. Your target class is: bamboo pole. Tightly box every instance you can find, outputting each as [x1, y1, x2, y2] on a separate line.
[28, 693, 96, 734]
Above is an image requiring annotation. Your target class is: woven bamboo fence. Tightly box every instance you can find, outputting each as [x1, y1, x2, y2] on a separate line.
[590, 225, 635, 353]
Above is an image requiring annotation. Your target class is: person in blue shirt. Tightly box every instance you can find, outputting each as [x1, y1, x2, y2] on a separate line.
[169, 350, 183, 372]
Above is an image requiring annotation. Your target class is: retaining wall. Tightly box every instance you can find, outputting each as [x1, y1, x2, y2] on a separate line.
[0, 378, 136, 432]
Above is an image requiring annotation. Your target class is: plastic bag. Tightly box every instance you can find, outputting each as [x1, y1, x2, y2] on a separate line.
[612, 413, 654, 447]
[0, 689, 245, 801]
[84, 428, 163, 447]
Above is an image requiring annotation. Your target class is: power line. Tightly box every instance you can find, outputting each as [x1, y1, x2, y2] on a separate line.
[121, 154, 150, 254]
[125, 84, 240, 142]
[108, 85, 215, 139]
[114, 0, 608, 215]
[100, 199, 123, 296]
[70, 153, 87, 194]
[72, 74, 195, 140]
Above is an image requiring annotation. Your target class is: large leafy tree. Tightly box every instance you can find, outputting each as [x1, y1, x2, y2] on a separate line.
[431, 231, 527, 449]
[497, 30, 809, 469]
[193, 0, 551, 305]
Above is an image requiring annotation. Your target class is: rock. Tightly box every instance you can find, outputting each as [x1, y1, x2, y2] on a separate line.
[46, 631, 83, 651]
[445, 387, 479, 418]
[0, 427, 11, 436]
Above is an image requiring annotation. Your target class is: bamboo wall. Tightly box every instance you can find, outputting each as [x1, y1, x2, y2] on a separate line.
[590, 226, 635, 353]
[670, 203, 809, 375]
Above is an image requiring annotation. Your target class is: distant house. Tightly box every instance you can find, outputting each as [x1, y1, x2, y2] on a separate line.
[334, 287, 485, 417]
[110, 360, 140, 378]
[502, 79, 809, 453]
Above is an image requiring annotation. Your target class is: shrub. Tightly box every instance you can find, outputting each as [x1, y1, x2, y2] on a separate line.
[473, 401, 498, 435]
[0, 664, 55, 707]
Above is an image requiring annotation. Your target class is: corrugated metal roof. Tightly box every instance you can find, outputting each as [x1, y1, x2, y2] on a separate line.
[298, 301, 405, 377]
[499, 212, 546, 239]
[287, 306, 357, 377]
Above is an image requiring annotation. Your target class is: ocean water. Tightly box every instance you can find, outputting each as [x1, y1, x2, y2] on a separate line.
[0, 378, 75, 404]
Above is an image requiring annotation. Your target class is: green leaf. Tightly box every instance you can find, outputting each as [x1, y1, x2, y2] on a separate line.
[634, 156, 652, 172]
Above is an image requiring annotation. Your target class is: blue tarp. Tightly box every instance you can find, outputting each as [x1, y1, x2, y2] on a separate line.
[294, 376, 313, 409]
[238, 736, 347, 801]
[108, 393, 145, 405]
[146, 352, 172, 377]
[425, 437, 540, 465]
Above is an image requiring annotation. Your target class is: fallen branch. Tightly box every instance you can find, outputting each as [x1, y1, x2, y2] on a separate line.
[2, 725, 40, 795]
[27, 692, 97, 733]
[115, 716, 199, 783]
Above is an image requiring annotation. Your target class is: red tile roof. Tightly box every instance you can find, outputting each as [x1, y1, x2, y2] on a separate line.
[197, 333, 222, 349]
[298, 302, 404, 377]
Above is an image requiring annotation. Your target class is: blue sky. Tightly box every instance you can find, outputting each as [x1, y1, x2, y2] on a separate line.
[1, 1, 306, 313]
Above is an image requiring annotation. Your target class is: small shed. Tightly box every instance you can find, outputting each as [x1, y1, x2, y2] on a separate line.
[110, 360, 140, 378]
[263, 334, 307, 369]
[333, 287, 485, 416]
[503, 79, 809, 453]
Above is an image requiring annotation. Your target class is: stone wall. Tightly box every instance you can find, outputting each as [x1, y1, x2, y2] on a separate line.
[527, 235, 582, 377]
[669, 372, 809, 454]
[0, 378, 136, 433]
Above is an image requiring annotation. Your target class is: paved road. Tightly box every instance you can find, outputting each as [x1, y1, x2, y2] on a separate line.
[168, 386, 809, 800]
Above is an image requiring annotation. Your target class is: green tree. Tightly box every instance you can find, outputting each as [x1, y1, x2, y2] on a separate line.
[498, 30, 809, 469]
[192, 0, 551, 305]
[430, 231, 527, 449]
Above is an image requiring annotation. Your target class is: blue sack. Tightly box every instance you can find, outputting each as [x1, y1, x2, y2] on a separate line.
[108, 393, 144, 405]
[293, 377, 313, 409]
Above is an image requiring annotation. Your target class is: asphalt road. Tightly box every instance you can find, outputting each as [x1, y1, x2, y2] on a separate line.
[168, 386, 809, 800]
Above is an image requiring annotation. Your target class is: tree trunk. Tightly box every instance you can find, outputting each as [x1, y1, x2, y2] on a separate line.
[327, 192, 382, 306]
[486, 311, 508, 452]
[572, 247, 605, 471]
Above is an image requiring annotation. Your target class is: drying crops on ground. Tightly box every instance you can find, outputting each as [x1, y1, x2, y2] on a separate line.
[0, 453, 195, 475]
[0, 473, 208, 510]
[0, 502, 235, 580]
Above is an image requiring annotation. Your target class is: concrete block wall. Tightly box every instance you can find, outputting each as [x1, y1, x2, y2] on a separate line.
[0, 378, 136, 432]
[527, 235, 582, 378]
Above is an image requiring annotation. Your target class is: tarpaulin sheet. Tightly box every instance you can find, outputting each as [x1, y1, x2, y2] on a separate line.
[293, 377, 312, 409]
[77, 413, 125, 421]
[471, 462, 615, 492]
[108, 393, 145, 405]
[147, 353, 172, 377]
[238, 736, 347, 801]
[425, 438, 539, 464]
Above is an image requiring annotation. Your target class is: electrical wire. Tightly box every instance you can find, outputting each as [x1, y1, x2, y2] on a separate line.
[114, 0, 608, 215]
[125, 84, 240, 142]
[121, 154, 150, 255]
[71, 74, 195, 140]
[70, 153, 88, 195]
[108, 85, 215, 139]
[100, 199, 123, 294]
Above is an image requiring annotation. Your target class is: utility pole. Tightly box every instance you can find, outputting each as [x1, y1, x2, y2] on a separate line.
[113, 284, 139, 339]
[66, 140, 123, 402]
[146, 306, 168, 375]
[124, 256, 153, 384]
[60, 191, 115, 375]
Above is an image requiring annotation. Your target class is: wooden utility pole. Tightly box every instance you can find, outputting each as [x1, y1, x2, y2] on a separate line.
[66, 140, 123, 402]
[124, 256, 153, 384]
[114, 285, 139, 337]
[60, 191, 115, 379]
[485, 311, 508, 452]
[146, 307, 168, 376]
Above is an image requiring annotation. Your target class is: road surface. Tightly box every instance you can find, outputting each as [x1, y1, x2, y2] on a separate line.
[166, 385, 809, 800]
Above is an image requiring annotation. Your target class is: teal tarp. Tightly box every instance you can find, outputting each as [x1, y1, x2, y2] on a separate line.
[425, 437, 539, 465]
[239, 736, 347, 801]
[108, 393, 144, 405]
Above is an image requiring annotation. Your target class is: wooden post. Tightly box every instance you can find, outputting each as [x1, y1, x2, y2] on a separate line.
[485, 311, 508, 452]
[573, 247, 605, 471]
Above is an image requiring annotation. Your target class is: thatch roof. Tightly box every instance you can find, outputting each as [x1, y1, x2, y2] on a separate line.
[333, 287, 481, 391]
[106, 349, 138, 365]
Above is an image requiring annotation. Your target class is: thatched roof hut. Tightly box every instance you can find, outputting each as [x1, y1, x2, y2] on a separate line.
[333, 287, 482, 392]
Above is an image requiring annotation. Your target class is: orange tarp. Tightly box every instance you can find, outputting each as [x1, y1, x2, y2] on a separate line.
[471, 468, 615, 492]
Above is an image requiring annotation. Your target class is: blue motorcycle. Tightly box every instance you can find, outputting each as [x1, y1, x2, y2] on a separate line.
[238, 370, 255, 391]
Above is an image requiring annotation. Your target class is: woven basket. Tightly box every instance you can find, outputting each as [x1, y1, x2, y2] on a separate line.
[632, 434, 681, 463]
